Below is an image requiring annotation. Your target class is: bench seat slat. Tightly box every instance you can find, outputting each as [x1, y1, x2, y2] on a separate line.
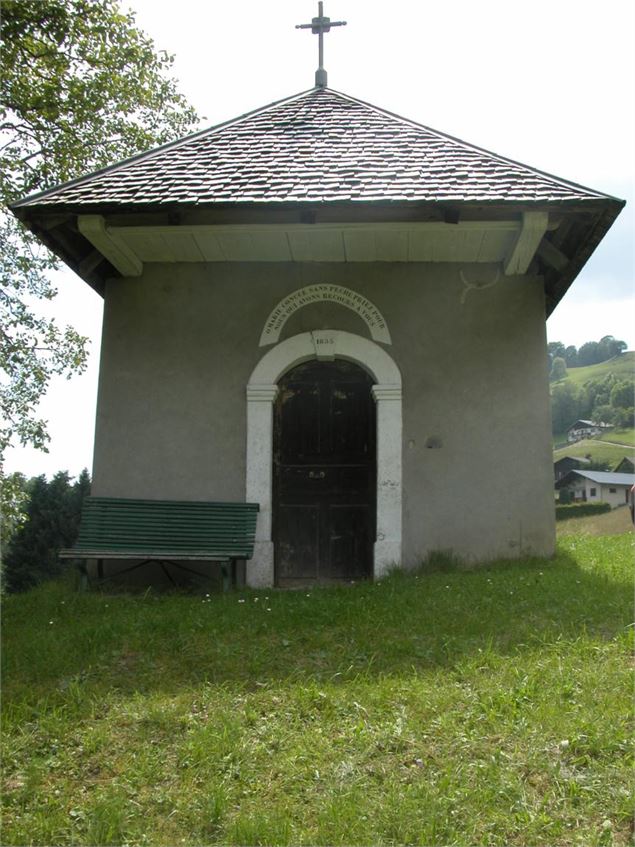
[59, 550, 248, 561]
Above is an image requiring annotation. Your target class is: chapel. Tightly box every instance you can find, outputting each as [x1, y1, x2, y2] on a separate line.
[12, 8, 624, 588]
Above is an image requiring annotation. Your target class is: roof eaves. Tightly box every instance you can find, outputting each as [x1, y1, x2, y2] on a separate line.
[544, 201, 625, 316]
[13, 196, 624, 220]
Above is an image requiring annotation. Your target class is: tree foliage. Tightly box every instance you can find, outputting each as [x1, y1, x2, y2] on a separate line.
[0, 470, 29, 541]
[548, 336, 632, 433]
[610, 380, 634, 411]
[548, 335, 628, 370]
[0, 0, 198, 459]
[3, 468, 91, 592]
[551, 370, 635, 435]
[547, 341, 565, 363]
[551, 381, 580, 434]
[550, 356, 567, 382]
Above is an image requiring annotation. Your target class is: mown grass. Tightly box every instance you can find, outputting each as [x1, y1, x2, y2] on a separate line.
[553, 438, 635, 468]
[557, 505, 634, 538]
[598, 428, 635, 447]
[2, 535, 634, 846]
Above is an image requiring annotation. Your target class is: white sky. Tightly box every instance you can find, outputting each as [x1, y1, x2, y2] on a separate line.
[5, 0, 634, 480]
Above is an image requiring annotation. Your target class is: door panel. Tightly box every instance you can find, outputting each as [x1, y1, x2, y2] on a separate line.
[327, 505, 371, 580]
[277, 383, 321, 460]
[276, 504, 319, 580]
[274, 359, 376, 586]
[330, 382, 374, 456]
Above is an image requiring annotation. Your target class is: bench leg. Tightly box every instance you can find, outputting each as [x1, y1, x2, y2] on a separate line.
[160, 562, 177, 587]
[221, 561, 237, 592]
[77, 561, 89, 592]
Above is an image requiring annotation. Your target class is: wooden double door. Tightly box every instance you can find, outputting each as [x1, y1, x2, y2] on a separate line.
[273, 359, 376, 586]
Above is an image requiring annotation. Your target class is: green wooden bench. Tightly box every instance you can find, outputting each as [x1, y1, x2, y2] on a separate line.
[60, 497, 260, 591]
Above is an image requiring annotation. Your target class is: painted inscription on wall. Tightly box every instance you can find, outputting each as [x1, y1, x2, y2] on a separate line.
[259, 284, 392, 346]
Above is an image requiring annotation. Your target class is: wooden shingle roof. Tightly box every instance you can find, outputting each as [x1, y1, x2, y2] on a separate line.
[13, 88, 617, 209]
[11, 87, 624, 308]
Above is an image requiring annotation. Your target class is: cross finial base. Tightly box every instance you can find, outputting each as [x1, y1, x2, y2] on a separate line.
[296, 3, 346, 89]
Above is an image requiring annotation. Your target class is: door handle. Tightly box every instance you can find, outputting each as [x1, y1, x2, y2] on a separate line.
[308, 470, 326, 479]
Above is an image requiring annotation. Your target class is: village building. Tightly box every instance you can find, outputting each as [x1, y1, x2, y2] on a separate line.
[11, 11, 624, 587]
[554, 455, 591, 482]
[613, 457, 634, 474]
[555, 470, 635, 509]
[566, 419, 612, 443]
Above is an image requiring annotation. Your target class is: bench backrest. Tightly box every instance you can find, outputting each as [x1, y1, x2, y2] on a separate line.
[74, 497, 260, 559]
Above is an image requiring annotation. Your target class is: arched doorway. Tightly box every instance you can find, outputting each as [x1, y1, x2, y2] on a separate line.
[273, 359, 376, 586]
[246, 331, 402, 588]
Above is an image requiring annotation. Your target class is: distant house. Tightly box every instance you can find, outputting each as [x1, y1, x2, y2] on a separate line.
[614, 457, 635, 474]
[555, 470, 635, 508]
[553, 455, 591, 482]
[566, 420, 611, 442]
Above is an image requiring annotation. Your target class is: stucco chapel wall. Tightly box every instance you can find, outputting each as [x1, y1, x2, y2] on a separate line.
[92, 262, 555, 564]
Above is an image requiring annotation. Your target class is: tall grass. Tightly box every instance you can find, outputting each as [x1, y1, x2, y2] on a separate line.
[2, 534, 633, 846]
[557, 505, 633, 537]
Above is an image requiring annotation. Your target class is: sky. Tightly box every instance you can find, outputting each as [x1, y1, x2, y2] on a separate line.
[5, 0, 634, 480]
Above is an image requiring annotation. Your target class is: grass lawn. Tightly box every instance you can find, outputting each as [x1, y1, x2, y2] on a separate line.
[598, 428, 635, 448]
[2, 535, 634, 846]
[552, 429, 634, 451]
[557, 505, 634, 538]
[553, 438, 635, 468]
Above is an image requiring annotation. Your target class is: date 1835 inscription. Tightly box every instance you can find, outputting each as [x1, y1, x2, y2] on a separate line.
[259, 284, 391, 346]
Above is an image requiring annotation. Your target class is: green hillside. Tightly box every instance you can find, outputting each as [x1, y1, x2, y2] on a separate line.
[553, 437, 635, 468]
[599, 428, 635, 447]
[556, 351, 635, 390]
[550, 351, 634, 448]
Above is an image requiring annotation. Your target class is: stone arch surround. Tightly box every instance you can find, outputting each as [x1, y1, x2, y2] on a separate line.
[246, 330, 402, 587]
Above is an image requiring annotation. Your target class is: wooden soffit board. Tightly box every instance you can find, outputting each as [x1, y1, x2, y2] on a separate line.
[77, 214, 551, 277]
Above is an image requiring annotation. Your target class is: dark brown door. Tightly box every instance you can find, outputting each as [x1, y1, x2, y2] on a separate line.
[274, 359, 376, 586]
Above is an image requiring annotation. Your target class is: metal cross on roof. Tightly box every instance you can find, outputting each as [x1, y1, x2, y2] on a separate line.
[296, 2, 347, 89]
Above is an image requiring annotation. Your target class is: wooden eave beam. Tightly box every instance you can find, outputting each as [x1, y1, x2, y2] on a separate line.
[503, 211, 549, 275]
[544, 204, 624, 316]
[37, 213, 73, 231]
[77, 214, 142, 277]
[79, 248, 107, 277]
[537, 237, 570, 271]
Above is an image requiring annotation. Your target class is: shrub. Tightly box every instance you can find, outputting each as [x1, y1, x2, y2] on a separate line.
[550, 356, 568, 382]
[555, 502, 612, 521]
[3, 470, 91, 592]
